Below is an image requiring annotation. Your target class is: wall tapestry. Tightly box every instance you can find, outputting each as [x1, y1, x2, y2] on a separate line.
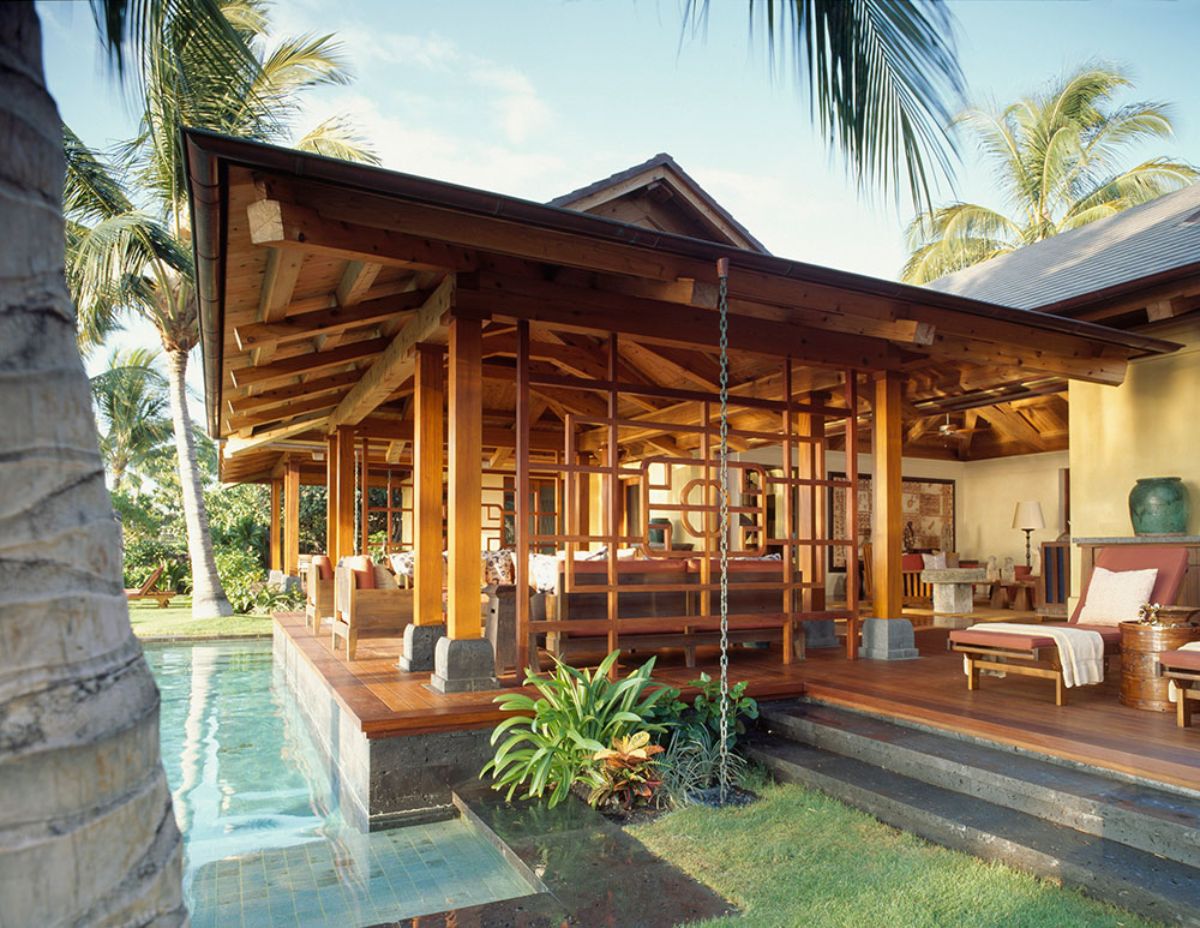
[828, 474, 956, 569]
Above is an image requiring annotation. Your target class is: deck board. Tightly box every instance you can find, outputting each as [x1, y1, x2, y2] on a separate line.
[275, 614, 1200, 792]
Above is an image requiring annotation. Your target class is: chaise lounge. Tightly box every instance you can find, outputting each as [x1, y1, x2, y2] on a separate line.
[949, 545, 1189, 706]
[125, 565, 175, 608]
[1158, 645, 1200, 728]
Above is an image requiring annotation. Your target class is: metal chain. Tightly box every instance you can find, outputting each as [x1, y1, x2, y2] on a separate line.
[717, 263, 731, 805]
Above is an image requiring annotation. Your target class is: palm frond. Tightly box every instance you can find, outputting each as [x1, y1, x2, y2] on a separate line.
[294, 116, 381, 165]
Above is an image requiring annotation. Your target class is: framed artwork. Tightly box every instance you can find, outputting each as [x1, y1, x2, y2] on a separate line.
[828, 474, 956, 569]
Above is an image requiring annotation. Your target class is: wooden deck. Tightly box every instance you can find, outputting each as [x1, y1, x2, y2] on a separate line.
[275, 613, 1200, 793]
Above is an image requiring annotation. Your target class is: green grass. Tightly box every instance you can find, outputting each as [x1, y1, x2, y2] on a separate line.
[631, 777, 1163, 928]
[127, 597, 274, 640]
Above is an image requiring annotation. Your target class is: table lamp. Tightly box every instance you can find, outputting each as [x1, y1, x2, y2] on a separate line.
[1012, 501, 1045, 570]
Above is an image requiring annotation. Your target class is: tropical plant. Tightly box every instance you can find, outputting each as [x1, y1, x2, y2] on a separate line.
[688, 0, 966, 211]
[64, 0, 378, 619]
[659, 725, 749, 808]
[90, 346, 171, 489]
[687, 672, 760, 748]
[586, 731, 665, 810]
[0, 1, 254, 922]
[482, 651, 670, 808]
[902, 65, 1199, 283]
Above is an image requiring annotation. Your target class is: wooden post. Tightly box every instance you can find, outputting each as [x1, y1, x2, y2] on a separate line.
[334, 426, 356, 562]
[872, 371, 904, 622]
[360, 436, 370, 556]
[515, 322, 531, 673]
[845, 372, 860, 660]
[796, 396, 826, 612]
[413, 343, 445, 627]
[269, 478, 283, 572]
[284, 458, 300, 576]
[446, 316, 483, 641]
[325, 433, 338, 558]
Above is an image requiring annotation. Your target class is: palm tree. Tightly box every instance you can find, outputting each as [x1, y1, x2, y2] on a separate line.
[902, 66, 1199, 283]
[689, 0, 966, 212]
[0, 0, 966, 922]
[90, 347, 172, 490]
[66, 0, 378, 619]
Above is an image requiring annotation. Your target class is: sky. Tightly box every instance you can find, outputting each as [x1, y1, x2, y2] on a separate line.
[36, 0, 1200, 401]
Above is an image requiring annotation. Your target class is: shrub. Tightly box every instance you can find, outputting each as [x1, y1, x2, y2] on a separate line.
[122, 536, 188, 591]
[686, 672, 760, 748]
[659, 724, 748, 808]
[213, 546, 302, 615]
[586, 732, 665, 810]
[482, 651, 669, 808]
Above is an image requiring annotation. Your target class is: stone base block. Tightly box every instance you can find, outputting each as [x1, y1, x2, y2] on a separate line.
[932, 583, 975, 616]
[399, 623, 445, 672]
[861, 617, 919, 660]
[430, 637, 497, 694]
[804, 619, 840, 649]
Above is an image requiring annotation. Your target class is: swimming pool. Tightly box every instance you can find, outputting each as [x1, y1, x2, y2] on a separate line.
[146, 640, 534, 927]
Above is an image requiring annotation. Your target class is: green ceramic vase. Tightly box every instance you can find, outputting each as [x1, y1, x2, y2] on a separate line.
[1128, 477, 1189, 535]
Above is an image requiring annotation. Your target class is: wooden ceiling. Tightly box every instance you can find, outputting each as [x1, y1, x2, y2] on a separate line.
[185, 133, 1177, 484]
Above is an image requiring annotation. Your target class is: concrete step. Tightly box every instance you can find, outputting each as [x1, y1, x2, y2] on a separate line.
[748, 736, 1200, 927]
[761, 700, 1200, 870]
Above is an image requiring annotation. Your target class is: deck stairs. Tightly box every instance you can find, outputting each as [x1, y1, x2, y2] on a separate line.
[749, 700, 1200, 926]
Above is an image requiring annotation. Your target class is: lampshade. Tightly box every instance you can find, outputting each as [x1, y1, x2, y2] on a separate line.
[1012, 500, 1046, 531]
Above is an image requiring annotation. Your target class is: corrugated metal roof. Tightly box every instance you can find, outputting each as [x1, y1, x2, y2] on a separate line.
[925, 185, 1200, 310]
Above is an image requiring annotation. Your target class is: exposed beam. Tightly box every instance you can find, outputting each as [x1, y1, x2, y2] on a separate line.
[234, 287, 430, 352]
[956, 410, 981, 461]
[327, 277, 455, 429]
[227, 389, 348, 431]
[978, 403, 1045, 450]
[229, 336, 388, 389]
[227, 370, 362, 415]
[336, 260, 383, 306]
[251, 248, 305, 366]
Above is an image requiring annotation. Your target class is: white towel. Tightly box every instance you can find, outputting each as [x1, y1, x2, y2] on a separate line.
[962, 623, 1104, 688]
[1167, 642, 1200, 703]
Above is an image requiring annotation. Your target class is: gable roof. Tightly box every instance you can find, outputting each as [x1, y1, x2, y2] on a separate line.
[925, 184, 1200, 311]
[549, 152, 771, 254]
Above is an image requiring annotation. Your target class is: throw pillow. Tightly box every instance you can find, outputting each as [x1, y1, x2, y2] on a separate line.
[921, 552, 947, 570]
[346, 555, 376, 590]
[1076, 566, 1159, 626]
[373, 562, 399, 589]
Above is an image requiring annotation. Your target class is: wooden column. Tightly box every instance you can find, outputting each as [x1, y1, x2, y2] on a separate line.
[325, 433, 338, 558]
[334, 426, 356, 562]
[514, 322, 531, 671]
[446, 316, 483, 641]
[284, 459, 300, 576]
[269, 478, 283, 572]
[413, 343, 446, 627]
[796, 397, 826, 612]
[872, 371, 904, 621]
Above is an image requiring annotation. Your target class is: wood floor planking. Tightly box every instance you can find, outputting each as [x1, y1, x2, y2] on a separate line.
[274, 614, 1200, 791]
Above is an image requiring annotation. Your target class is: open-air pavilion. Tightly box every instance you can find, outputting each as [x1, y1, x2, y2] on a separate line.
[183, 129, 1200, 827]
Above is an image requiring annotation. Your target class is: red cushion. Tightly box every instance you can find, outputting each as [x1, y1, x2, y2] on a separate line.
[311, 555, 333, 581]
[902, 554, 925, 571]
[950, 622, 1121, 652]
[1160, 650, 1200, 672]
[346, 555, 376, 589]
[1070, 546, 1190, 622]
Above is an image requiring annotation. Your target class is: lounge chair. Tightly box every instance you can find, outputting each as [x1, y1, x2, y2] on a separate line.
[949, 545, 1189, 706]
[305, 554, 334, 633]
[1158, 644, 1200, 728]
[330, 556, 413, 660]
[125, 565, 175, 608]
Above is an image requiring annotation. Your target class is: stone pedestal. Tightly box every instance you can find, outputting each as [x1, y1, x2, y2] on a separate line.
[268, 570, 302, 594]
[399, 623, 445, 672]
[922, 567, 986, 616]
[861, 617, 919, 660]
[804, 618, 840, 649]
[430, 637, 497, 694]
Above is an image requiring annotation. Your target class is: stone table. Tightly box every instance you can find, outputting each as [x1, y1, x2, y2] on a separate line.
[921, 567, 987, 616]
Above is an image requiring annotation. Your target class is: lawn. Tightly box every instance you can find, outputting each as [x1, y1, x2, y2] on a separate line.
[127, 597, 274, 640]
[632, 779, 1162, 928]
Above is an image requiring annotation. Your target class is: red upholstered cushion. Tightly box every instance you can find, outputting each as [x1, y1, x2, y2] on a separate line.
[901, 554, 925, 571]
[1160, 650, 1200, 672]
[949, 622, 1121, 652]
[1070, 546, 1190, 623]
[346, 555, 376, 589]
[311, 555, 333, 581]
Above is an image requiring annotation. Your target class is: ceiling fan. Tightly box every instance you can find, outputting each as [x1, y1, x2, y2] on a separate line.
[936, 414, 984, 440]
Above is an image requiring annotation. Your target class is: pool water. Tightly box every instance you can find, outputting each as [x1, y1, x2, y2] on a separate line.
[146, 641, 534, 927]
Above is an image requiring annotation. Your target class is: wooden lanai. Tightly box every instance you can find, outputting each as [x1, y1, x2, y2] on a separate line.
[185, 129, 1178, 686]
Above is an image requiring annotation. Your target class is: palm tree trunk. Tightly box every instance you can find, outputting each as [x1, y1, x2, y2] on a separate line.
[0, 4, 186, 925]
[164, 347, 232, 618]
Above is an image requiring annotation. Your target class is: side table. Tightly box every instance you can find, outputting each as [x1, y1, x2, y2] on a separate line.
[1119, 621, 1200, 711]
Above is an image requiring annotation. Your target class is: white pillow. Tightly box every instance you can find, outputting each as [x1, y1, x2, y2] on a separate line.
[1076, 566, 1158, 626]
[921, 552, 947, 570]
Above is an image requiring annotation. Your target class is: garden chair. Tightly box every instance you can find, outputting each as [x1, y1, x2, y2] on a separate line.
[305, 555, 334, 633]
[125, 565, 175, 608]
[330, 556, 413, 660]
[949, 545, 1189, 705]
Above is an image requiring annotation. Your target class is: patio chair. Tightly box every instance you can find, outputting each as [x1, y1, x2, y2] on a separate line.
[305, 555, 334, 633]
[1158, 645, 1200, 728]
[949, 545, 1189, 706]
[125, 565, 175, 608]
[330, 556, 413, 660]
